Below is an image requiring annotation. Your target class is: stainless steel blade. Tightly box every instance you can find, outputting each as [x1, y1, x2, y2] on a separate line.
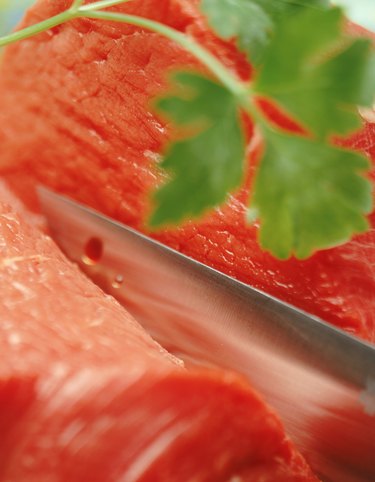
[39, 187, 375, 482]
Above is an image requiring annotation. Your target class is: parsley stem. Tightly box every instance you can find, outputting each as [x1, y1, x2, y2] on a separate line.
[71, 0, 84, 8]
[0, 11, 75, 48]
[79, 0, 134, 11]
[0, 1, 132, 48]
[80, 10, 249, 101]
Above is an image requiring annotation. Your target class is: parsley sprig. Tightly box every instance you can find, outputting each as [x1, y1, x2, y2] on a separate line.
[201, 0, 330, 65]
[0, 0, 374, 259]
[150, 73, 245, 227]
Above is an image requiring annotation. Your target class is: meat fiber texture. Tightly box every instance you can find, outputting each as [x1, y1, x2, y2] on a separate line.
[0, 182, 320, 481]
[0, 0, 374, 342]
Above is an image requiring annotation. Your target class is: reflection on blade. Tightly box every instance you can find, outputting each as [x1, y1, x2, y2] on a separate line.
[38, 187, 375, 482]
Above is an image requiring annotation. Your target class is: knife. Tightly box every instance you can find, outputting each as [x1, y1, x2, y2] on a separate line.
[38, 187, 375, 482]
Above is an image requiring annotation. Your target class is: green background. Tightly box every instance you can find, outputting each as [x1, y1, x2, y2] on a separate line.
[0, 0, 34, 35]
[334, 0, 375, 32]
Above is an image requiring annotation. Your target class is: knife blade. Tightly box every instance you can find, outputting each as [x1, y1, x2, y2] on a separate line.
[38, 187, 375, 482]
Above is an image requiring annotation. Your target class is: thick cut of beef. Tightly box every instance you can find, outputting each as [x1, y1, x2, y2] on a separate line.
[0, 182, 319, 481]
[0, 0, 374, 341]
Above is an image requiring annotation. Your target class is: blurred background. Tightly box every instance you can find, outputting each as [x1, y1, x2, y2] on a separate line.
[0, 0, 374, 37]
[335, 0, 375, 31]
[0, 0, 34, 36]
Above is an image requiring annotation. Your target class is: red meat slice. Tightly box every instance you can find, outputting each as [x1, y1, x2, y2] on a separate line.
[0, 0, 374, 342]
[0, 182, 319, 481]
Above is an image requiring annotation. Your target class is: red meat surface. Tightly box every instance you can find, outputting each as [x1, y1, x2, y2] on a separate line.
[0, 0, 374, 342]
[0, 182, 319, 481]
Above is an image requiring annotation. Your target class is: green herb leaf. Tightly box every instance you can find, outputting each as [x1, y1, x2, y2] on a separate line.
[259, 0, 329, 17]
[255, 7, 375, 139]
[201, 0, 329, 65]
[149, 72, 245, 227]
[201, 0, 272, 65]
[251, 127, 372, 259]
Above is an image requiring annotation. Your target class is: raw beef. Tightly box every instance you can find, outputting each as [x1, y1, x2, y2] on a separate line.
[0, 2, 374, 341]
[0, 182, 319, 481]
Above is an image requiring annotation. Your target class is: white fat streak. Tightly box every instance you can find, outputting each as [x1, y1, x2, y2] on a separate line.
[59, 420, 86, 447]
[122, 419, 193, 482]
[39, 365, 145, 413]
[143, 150, 162, 163]
[12, 281, 35, 300]
[0, 255, 49, 269]
[1, 213, 17, 223]
[8, 332, 22, 346]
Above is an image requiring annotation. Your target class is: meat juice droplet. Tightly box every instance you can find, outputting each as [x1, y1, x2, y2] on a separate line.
[82, 237, 103, 266]
[112, 274, 124, 289]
